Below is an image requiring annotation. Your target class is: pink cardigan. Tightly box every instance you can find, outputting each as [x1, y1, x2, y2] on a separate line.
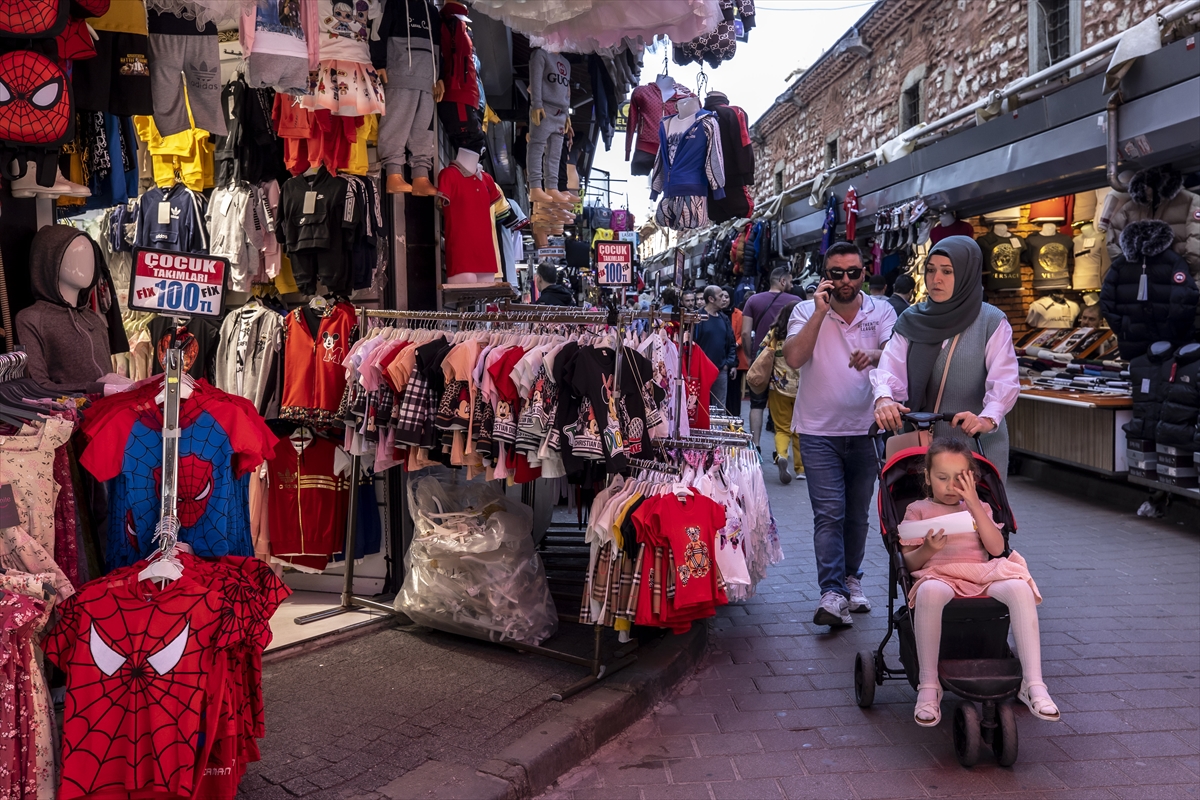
[240, 0, 321, 71]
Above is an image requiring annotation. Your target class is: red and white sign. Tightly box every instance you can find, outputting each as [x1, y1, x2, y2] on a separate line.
[595, 240, 634, 286]
[129, 247, 228, 318]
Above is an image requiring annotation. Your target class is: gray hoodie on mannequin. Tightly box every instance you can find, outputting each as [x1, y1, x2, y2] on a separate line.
[15, 225, 114, 393]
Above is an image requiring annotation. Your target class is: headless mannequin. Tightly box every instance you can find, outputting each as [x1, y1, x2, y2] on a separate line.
[1040, 223, 1058, 237]
[1078, 222, 1097, 239]
[58, 238, 95, 306]
[667, 96, 701, 137]
[655, 73, 676, 101]
[445, 148, 498, 285]
[991, 222, 1009, 237]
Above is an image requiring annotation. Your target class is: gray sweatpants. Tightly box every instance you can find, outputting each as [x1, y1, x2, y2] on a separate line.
[379, 39, 438, 179]
[148, 31, 226, 138]
[379, 86, 436, 179]
[528, 106, 569, 190]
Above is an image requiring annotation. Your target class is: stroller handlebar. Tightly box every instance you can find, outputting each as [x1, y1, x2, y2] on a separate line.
[868, 411, 956, 438]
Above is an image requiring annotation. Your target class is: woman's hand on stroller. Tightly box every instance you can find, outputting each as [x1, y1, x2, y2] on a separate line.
[874, 396, 910, 432]
[951, 411, 996, 436]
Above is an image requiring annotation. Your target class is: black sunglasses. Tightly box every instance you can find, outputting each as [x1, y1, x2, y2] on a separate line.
[827, 268, 863, 281]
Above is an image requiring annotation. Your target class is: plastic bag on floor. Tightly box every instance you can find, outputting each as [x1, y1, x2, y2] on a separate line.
[394, 474, 558, 645]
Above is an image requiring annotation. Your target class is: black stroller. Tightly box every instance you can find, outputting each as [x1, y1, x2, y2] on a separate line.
[854, 412, 1022, 767]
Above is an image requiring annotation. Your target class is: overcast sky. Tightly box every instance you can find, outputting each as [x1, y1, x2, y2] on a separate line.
[588, 0, 876, 221]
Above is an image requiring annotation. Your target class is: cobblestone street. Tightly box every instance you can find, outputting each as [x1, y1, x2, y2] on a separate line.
[539, 469, 1200, 799]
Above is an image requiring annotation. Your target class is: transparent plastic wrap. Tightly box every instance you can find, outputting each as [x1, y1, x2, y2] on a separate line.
[395, 475, 559, 645]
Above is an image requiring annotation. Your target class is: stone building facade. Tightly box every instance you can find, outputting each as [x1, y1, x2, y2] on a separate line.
[751, 0, 1153, 201]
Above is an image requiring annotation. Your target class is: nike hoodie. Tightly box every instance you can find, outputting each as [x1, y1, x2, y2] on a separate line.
[15, 225, 125, 393]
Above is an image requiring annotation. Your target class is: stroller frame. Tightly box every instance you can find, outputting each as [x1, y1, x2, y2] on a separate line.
[853, 412, 1024, 768]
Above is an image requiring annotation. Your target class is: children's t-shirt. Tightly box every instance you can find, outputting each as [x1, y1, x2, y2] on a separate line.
[437, 164, 504, 277]
[315, 0, 380, 63]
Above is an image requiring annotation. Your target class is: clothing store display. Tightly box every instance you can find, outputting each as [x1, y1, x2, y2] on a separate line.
[71, 1, 153, 116]
[674, 0, 755, 69]
[1072, 228, 1109, 290]
[276, 167, 353, 295]
[438, 160, 506, 278]
[214, 301, 286, 417]
[438, 2, 485, 153]
[929, 218, 974, 244]
[1100, 220, 1200, 358]
[16, 226, 124, 394]
[1154, 343, 1200, 450]
[148, 315, 222, 380]
[240, 0, 320, 93]
[527, 48, 572, 191]
[133, 109, 214, 192]
[281, 302, 357, 426]
[704, 92, 754, 223]
[373, 0, 441, 181]
[976, 230, 1024, 291]
[1026, 295, 1080, 329]
[625, 82, 695, 171]
[266, 429, 350, 570]
[819, 193, 837, 254]
[1073, 190, 1098, 226]
[651, 110, 725, 230]
[1122, 342, 1176, 441]
[843, 187, 859, 241]
[1100, 166, 1200, 281]
[146, 11, 227, 138]
[135, 182, 209, 253]
[1025, 231, 1073, 289]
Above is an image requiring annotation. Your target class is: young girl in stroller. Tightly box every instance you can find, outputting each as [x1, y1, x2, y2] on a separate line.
[902, 437, 1060, 727]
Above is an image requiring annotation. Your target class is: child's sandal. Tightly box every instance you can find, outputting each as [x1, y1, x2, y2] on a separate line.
[1018, 682, 1060, 721]
[914, 684, 943, 727]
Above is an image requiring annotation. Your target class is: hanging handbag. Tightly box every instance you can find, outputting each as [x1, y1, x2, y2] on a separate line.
[883, 333, 960, 460]
[746, 334, 776, 394]
[611, 209, 630, 232]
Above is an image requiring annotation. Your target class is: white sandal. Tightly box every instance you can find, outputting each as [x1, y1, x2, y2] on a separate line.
[914, 684, 943, 727]
[1018, 682, 1061, 722]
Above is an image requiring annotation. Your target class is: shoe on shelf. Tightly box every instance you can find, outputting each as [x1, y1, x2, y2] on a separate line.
[845, 575, 871, 613]
[386, 173, 413, 193]
[813, 591, 852, 627]
[47, 168, 90, 198]
[774, 454, 792, 485]
[410, 175, 437, 196]
[914, 684, 943, 727]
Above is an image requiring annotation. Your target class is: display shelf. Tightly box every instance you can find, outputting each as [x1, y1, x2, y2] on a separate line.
[440, 282, 518, 308]
[1126, 473, 1200, 500]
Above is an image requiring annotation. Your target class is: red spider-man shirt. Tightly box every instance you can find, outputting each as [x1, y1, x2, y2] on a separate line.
[42, 573, 237, 800]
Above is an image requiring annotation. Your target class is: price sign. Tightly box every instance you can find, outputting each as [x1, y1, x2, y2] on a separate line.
[129, 247, 228, 318]
[595, 241, 634, 286]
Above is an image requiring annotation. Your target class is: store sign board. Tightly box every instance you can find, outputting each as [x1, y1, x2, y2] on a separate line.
[596, 241, 634, 286]
[537, 247, 566, 259]
[618, 230, 639, 246]
[673, 247, 685, 286]
[129, 247, 228, 318]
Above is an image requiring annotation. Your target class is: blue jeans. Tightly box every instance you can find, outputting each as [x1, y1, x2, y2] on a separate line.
[798, 434, 878, 599]
[710, 371, 729, 409]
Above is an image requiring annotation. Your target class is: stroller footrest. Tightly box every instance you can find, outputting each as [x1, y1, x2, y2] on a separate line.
[939, 658, 1022, 701]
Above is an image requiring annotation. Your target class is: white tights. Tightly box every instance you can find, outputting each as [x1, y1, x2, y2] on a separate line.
[913, 578, 1045, 690]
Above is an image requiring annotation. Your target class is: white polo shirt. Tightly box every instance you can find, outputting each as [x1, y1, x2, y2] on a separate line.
[787, 295, 897, 436]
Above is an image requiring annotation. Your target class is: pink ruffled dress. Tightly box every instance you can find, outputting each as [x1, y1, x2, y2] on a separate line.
[899, 499, 1041, 608]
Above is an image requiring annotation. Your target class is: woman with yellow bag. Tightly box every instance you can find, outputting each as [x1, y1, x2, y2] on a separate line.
[748, 301, 803, 484]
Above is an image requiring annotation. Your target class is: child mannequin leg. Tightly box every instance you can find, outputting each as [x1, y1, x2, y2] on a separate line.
[913, 579, 954, 725]
[987, 578, 1059, 720]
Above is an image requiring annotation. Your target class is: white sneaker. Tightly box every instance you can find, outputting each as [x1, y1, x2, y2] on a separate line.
[813, 591, 852, 627]
[845, 576, 871, 613]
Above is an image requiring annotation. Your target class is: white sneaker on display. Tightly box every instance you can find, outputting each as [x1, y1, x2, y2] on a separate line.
[813, 590, 852, 627]
[845, 575, 871, 613]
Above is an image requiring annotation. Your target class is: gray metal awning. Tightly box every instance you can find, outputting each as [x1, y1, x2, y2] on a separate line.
[779, 35, 1200, 250]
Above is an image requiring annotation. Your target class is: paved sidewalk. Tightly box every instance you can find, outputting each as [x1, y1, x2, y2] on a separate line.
[538, 474, 1200, 799]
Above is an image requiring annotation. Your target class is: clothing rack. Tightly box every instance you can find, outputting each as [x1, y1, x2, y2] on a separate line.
[626, 457, 683, 476]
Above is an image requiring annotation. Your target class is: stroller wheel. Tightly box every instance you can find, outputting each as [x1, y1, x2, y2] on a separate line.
[952, 701, 981, 768]
[993, 701, 1019, 767]
[854, 650, 876, 708]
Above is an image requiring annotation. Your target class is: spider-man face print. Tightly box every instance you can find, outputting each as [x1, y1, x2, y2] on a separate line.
[153, 454, 215, 528]
[0, 50, 73, 146]
[0, 0, 65, 37]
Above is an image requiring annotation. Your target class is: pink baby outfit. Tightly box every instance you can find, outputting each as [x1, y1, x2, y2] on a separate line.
[899, 499, 1041, 608]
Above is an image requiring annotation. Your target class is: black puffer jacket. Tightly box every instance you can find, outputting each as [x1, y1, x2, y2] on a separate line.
[1123, 341, 1176, 442]
[1155, 343, 1200, 450]
[1100, 219, 1199, 359]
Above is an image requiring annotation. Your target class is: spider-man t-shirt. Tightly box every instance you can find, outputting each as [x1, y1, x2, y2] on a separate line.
[42, 575, 234, 800]
[80, 381, 278, 568]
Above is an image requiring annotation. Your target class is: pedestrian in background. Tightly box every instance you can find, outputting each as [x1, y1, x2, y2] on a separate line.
[742, 267, 804, 456]
[761, 301, 802, 484]
[889, 273, 916, 317]
[783, 242, 897, 628]
[728, 291, 752, 416]
[694, 285, 737, 408]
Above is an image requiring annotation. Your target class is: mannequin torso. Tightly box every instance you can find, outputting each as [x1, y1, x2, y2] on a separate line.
[655, 73, 676, 102]
[938, 212, 957, 228]
[454, 148, 480, 176]
[1040, 223, 1058, 237]
[667, 96, 701, 138]
[992, 223, 1009, 238]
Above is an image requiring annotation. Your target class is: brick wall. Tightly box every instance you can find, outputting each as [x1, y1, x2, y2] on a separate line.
[753, 0, 1141, 200]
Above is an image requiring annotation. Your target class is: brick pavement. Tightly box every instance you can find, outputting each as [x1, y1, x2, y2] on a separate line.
[538, 472, 1200, 799]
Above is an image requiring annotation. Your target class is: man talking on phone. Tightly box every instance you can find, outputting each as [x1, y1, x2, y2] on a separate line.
[783, 242, 896, 628]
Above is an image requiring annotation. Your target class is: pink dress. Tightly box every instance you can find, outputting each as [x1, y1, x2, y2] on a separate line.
[900, 499, 1041, 608]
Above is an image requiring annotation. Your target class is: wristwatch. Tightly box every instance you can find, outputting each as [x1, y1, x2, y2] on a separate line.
[979, 416, 997, 431]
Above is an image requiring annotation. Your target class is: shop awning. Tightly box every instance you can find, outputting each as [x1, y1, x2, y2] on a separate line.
[779, 36, 1200, 250]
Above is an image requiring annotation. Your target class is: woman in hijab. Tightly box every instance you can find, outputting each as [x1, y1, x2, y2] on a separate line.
[870, 236, 1021, 477]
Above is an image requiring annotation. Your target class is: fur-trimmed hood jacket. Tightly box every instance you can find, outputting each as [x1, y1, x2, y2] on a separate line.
[1100, 219, 1199, 359]
[1099, 166, 1200, 280]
